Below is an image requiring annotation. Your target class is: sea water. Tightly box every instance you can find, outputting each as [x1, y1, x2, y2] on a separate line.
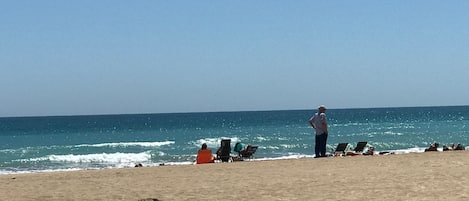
[1, 106, 468, 174]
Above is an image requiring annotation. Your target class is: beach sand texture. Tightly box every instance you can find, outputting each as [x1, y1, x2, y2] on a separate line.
[1, 152, 469, 201]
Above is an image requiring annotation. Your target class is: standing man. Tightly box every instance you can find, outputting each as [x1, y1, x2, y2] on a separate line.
[308, 105, 328, 158]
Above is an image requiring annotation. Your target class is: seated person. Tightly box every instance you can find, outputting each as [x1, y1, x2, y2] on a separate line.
[345, 145, 372, 156]
[239, 144, 253, 156]
[233, 142, 245, 156]
[345, 151, 360, 156]
[363, 146, 375, 155]
[196, 143, 215, 164]
[443, 144, 454, 151]
[425, 143, 439, 152]
[454, 143, 465, 150]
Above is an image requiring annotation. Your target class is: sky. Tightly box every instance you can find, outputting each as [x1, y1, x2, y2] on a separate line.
[1, 1, 468, 117]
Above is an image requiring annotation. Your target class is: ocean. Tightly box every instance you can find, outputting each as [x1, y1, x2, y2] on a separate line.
[1, 106, 468, 174]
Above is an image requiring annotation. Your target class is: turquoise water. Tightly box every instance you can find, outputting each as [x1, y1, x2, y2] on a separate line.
[1, 106, 468, 174]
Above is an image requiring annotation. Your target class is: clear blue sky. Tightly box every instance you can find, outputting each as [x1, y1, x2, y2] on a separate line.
[1, 1, 468, 117]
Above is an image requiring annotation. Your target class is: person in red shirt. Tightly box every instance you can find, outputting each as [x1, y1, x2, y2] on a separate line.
[196, 143, 215, 164]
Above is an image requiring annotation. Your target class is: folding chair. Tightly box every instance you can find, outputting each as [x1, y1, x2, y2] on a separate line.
[334, 143, 349, 156]
[240, 145, 258, 160]
[353, 141, 368, 153]
[217, 139, 232, 162]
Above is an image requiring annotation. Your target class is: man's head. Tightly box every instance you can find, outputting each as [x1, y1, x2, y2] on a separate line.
[318, 105, 327, 112]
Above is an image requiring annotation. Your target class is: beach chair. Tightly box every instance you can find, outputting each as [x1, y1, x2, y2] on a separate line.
[353, 141, 368, 153]
[240, 145, 258, 160]
[217, 139, 232, 162]
[454, 144, 465, 150]
[334, 143, 349, 156]
[425, 143, 439, 152]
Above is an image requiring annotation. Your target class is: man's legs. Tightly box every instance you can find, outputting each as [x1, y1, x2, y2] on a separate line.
[320, 133, 328, 156]
[316, 133, 328, 157]
[315, 134, 320, 157]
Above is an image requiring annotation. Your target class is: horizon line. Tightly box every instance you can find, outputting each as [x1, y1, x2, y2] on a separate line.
[1, 104, 468, 119]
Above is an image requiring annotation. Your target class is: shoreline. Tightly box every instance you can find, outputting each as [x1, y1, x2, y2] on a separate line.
[1, 146, 465, 175]
[2, 151, 469, 200]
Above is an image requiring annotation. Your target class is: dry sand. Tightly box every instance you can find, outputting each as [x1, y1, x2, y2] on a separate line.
[2, 151, 469, 201]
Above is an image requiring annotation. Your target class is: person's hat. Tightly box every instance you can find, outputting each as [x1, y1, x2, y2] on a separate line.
[318, 105, 326, 110]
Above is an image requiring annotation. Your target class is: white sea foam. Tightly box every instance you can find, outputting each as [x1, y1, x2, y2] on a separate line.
[74, 141, 175, 148]
[254, 154, 314, 161]
[264, 145, 283, 150]
[255, 136, 268, 141]
[193, 138, 219, 147]
[193, 137, 241, 148]
[0, 167, 88, 175]
[20, 151, 152, 165]
[383, 131, 404, 136]
[0, 149, 17, 153]
[279, 144, 300, 149]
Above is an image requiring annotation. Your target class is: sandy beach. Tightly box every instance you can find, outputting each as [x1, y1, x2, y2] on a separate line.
[1, 151, 469, 201]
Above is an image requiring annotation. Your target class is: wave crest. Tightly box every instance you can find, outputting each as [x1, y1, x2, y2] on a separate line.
[75, 141, 175, 148]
